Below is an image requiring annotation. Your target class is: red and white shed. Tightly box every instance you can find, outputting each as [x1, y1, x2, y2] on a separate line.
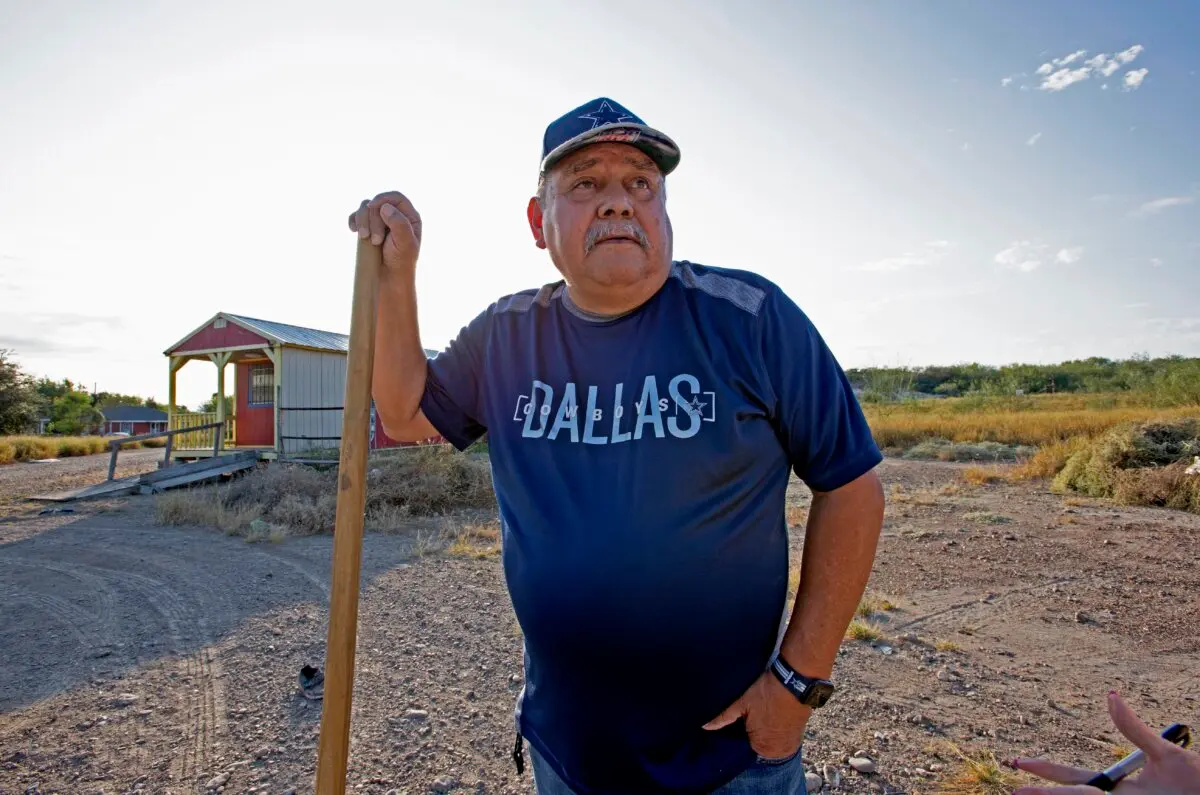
[163, 312, 443, 459]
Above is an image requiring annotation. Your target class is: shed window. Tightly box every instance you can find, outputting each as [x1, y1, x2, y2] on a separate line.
[249, 364, 274, 406]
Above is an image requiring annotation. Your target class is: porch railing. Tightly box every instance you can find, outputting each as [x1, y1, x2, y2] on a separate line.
[171, 412, 236, 449]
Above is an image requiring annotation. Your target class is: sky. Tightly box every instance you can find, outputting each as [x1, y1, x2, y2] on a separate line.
[2, 0, 1198, 410]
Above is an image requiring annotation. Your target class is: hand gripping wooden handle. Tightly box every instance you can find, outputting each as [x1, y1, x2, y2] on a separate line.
[315, 236, 382, 794]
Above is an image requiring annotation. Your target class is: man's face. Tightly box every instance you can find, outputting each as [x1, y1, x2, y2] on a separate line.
[528, 143, 672, 296]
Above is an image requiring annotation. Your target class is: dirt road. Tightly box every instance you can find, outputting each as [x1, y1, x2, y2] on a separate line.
[1, 458, 1198, 794]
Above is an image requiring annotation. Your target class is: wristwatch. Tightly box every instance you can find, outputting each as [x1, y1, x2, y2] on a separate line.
[769, 654, 835, 708]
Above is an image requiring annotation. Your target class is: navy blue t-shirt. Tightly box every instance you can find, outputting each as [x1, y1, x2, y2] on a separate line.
[419, 261, 881, 793]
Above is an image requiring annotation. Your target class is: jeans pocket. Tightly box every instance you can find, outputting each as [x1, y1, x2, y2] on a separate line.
[754, 745, 802, 766]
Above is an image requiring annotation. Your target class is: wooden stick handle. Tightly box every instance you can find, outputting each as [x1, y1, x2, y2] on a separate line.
[315, 236, 382, 794]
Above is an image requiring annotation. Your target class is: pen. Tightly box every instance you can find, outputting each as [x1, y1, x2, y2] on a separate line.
[1084, 723, 1191, 791]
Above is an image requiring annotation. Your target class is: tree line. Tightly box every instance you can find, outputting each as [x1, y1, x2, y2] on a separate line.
[845, 355, 1200, 404]
[0, 348, 206, 435]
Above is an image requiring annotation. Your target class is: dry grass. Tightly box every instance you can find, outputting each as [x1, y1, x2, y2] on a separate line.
[962, 466, 1009, 486]
[935, 639, 962, 652]
[889, 484, 942, 506]
[962, 512, 1011, 524]
[934, 742, 1026, 795]
[447, 521, 502, 559]
[865, 393, 1200, 450]
[155, 446, 497, 538]
[1053, 419, 1200, 512]
[0, 435, 165, 464]
[856, 592, 896, 618]
[903, 439, 1035, 462]
[845, 619, 885, 642]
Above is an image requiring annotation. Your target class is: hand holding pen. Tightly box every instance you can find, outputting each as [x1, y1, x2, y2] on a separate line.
[1012, 691, 1197, 795]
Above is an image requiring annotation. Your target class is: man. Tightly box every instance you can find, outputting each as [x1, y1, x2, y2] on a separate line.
[349, 97, 885, 794]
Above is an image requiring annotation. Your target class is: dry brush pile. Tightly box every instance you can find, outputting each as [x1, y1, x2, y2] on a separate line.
[155, 446, 497, 542]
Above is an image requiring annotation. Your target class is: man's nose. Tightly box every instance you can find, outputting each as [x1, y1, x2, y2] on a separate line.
[597, 187, 634, 218]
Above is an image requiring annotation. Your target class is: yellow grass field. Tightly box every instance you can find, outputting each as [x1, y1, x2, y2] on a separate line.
[0, 435, 165, 464]
[863, 393, 1200, 450]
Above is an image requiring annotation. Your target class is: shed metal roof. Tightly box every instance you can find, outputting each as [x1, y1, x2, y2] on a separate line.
[167, 311, 441, 357]
[226, 314, 350, 353]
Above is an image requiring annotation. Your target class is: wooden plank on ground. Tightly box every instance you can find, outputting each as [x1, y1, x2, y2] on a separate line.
[29, 476, 143, 503]
[137, 451, 259, 486]
[138, 458, 258, 494]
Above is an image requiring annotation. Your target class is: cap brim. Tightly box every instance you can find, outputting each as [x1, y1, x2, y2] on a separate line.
[540, 123, 680, 176]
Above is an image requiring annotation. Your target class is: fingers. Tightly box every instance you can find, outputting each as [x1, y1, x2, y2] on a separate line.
[1108, 691, 1172, 762]
[369, 191, 419, 224]
[702, 697, 747, 731]
[1012, 758, 1098, 785]
[352, 199, 370, 239]
[1013, 786, 1102, 795]
[349, 199, 368, 234]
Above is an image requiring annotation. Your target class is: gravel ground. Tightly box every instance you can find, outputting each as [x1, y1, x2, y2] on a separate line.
[1, 457, 1198, 794]
[0, 448, 165, 517]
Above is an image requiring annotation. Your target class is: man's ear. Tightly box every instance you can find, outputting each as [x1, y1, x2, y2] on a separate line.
[527, 196, 547, 249]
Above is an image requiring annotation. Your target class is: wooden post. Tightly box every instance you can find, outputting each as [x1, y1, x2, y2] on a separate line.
[314, 236, 381, 794]
[107, 442, 119, 481]
[163, 432, 173, 468]
[168, 358, 178, 433]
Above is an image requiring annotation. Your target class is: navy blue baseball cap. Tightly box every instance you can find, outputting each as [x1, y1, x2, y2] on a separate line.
[540, 97, 681, 176]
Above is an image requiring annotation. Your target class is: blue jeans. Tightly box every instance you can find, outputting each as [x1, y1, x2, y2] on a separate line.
[528, 742, 809, 794]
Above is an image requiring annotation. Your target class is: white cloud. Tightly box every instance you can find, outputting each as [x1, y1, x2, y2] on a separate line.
[1001, 76, 1014, 87]
[1055, 246, 1084, 264]
[994, 241, 1049, 272]
[960, 142, 971, 152]
[1024, 44, 1142, 92]
[1150, 257, 1163, 267]
[1026, 132, 1042, 146]
[1124, 68, 1149, 90]
[1115, 44, 1144, 64]
[1041, 66, 1091, 92]
[860, 240, 954, 273]
[1055, 49, 1088, 67]
[1133, 196, 1195, 217]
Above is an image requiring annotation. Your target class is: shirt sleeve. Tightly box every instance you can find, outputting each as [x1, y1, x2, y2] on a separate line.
[418, 307, 490, 451]
[758, 286, 882, 492]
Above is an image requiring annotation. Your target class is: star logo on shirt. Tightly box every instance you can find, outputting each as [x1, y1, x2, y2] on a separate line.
[686, 395, 707, 417]
[579, 100, 637, 130]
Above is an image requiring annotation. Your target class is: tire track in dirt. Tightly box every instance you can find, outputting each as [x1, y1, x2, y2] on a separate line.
[174, 647, 226, 786]
[0, 555, 119, 642]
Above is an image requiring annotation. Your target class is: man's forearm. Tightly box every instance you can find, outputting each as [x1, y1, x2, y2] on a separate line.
[372, 271, 428, 435]
[777, 469, 885, 679]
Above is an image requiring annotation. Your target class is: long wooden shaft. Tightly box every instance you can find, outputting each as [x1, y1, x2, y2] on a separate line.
[315, 236, 382, 794]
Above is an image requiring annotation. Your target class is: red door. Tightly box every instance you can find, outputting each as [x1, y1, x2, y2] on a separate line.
[236, 359, 275, 447]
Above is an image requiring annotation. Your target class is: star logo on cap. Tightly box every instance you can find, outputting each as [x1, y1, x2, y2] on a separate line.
[578, 100, 637, 130]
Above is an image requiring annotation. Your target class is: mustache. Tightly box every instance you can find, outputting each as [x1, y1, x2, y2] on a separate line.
[584, 221, 649, 252]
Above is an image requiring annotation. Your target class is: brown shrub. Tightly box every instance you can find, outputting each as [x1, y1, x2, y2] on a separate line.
[962, 466, 1008, 486]
[1053, 418, 1200, 512]
[155, 446, 495, 538]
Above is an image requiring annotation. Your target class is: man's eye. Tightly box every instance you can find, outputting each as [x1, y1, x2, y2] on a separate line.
[573, 179, 595, 190]
[632, 177, 651, 189]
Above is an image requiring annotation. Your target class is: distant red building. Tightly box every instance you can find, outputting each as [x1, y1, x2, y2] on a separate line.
[101, 405, 169, 436]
